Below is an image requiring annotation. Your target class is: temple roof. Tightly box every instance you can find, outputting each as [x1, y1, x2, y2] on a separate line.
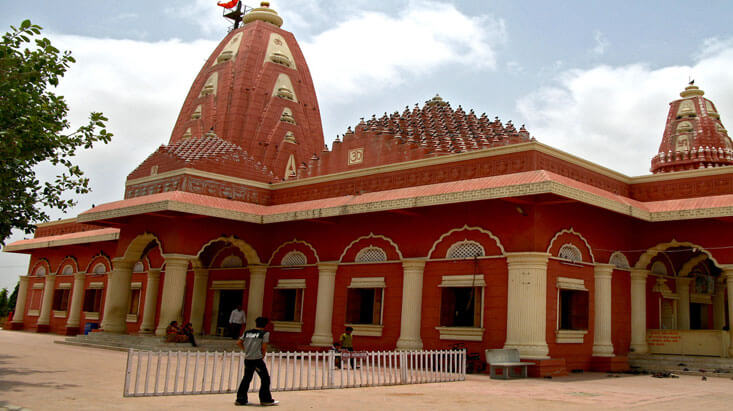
[651, 83, 733, 173]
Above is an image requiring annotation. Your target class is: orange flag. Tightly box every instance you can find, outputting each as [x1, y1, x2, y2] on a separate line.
[217, 0, 239, 9]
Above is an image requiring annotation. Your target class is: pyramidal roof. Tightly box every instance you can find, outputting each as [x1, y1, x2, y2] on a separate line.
[651, 83, 733, 173]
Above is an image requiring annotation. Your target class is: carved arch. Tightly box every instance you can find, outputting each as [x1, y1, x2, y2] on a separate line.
[29, 258, 51, 276]
[635, 240, 719, 269]
[56, 256, 79, 275]
[428, 225, 504, 259]
[268, 239, 319, 265]
[121, 232, 164, 263]
[195, 235, 261, 267]
[546, 228, 595, 263]
[339, 233, 403, 263]
[85, 253, 112, 274]
[678, 254, 710, 277]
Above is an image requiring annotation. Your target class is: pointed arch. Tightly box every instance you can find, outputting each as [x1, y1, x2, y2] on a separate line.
[121, 232, 164, 264]
[195, 235, 261, 267]
[428, 225, 504, 259]
[678, 254, 711, 277]
[546, 228, 595, 263]
[56, 256, 79, 275]
[268, 239, 320, 265]
[29, 258, 51, 276]
[339, 233, 403, 263]
[635, 240, 720, 269]
[85, 253, 112, 274]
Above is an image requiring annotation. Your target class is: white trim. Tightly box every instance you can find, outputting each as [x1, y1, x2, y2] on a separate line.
[435, 327, 485, 341]
[32, 283, 44, 289]
[53, 310, 67, 318]
[438, 275, 486, 288]
[57, 283, 72, 290]
[268, 239, 320, 265]
[555, 329, 587, 344]
[27, 309, 40, 316]
[210, 280, 246, 290]
[348, 277, 386, 288]
[556, 277, 588, 291]
[346, 323, 383, 337]
[88, 282, 104, 289]
[130, 282, 142, 289]
[126, 314, 139, 323]
[271, 321, 303, 333]
[546, 228, 595, 263]
[125, 167, 271, 189]
[84, 312, 100, 320]
[274, 278, 306, 289]
[3, 229, 119, 252]
[339, 233, 403, 262]
[428, 225, 505, 259]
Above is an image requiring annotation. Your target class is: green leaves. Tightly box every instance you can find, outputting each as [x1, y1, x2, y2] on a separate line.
[0, 20, 113, 245]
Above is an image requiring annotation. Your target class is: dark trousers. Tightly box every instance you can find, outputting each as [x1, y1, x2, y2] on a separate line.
[181, 330, 197, 347]
[236, 359, 273, 403]
[229, 323, 242, 339]
[345, 347, 355, 369]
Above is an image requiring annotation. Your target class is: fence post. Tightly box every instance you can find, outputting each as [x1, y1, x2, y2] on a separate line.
[124, 349, 133, 397]
[399, 351, 407, 384]
[328, 350, 335, 388]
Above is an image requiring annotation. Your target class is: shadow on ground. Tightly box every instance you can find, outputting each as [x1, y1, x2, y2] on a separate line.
[0, 353, 77, 393]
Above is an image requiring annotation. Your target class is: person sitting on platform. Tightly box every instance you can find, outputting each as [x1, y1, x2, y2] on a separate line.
[179, 322, 198, 347]
[165, 321, 184, 343]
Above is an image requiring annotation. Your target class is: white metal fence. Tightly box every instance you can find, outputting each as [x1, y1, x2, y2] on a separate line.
[123, 349, 465, 397]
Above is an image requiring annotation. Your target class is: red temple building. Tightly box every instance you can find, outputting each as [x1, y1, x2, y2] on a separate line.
[5, 3, 733, 376]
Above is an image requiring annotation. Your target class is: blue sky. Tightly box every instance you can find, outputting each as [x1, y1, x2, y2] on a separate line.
[1, 0, 732, 289]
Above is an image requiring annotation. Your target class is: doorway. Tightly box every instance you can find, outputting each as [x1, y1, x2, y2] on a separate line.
[216, 290, 244, 337]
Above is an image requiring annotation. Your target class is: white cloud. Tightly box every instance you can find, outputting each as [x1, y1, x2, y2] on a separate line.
[517, 39, 733, 176]
[301, 1, 505, 102]
[591, 30, 609, 56]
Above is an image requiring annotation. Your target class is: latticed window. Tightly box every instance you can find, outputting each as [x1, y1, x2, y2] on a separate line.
[221, 255, 243, 268]
[609, 252, 630, 269]
[93, 263, 107, 274]
[355, 246, 387, 263]
[651, 261, 667, 275]
[34, 266, 46, 276]
[61, 265, 74, 275]
[281, 250, 307, 266]
[133, 261, 145, 273]
[446, 241, 485, 259]
[558, 244, 582, 262]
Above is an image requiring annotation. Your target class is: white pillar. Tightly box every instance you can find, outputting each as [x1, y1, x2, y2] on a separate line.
[101, 259, 135, 333]
[713, 280, 726, 330]
[396, 259, 427, 351]
[245, 265, 267, 330]
[190, 268, 209, 335]
[310, 262, 338, 346]
[592, 264, 615, 357]
[504, 252, 550, 359]
[155, 255, 192, 336]
[630, 268, 649, 354]
[139, 268, 161, 334]
[36, 274, 57, 327]
[676, 277, 692, 330]
[65, 272, 87, 331]
[11, 276, 30, 325]
[724, 268, 733, 357]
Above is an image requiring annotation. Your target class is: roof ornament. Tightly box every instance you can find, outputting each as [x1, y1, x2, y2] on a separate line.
[242, 2, 284, 27]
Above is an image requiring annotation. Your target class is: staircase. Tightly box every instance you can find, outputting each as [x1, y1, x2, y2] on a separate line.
[59, 332, 241, 352]
[629, 353, 733, 377]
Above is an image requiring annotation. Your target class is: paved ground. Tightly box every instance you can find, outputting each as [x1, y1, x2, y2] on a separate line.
[2, 330, 733, 410]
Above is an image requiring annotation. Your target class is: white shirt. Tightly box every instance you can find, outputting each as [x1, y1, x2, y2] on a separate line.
[229, 308, 245, 324]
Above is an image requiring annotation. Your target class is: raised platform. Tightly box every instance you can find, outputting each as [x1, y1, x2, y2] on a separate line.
[629, 353, 733, 377]
[59, 332, 244, 352]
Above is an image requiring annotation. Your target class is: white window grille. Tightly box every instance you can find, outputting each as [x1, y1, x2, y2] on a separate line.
[133, 261, 145, 273]
[558, 244, 582, 262]
[446, 241, 485, 259]
[609, 252, 630, 269]
[61, 265, 74, 275]
[34, 266, 46, 276]
[355, 246, 387, 263]
[93, 263, 107, 275]
[221, 255, 243, 268]
[281, 250, 307, 266]
[651, 261, 667, 275]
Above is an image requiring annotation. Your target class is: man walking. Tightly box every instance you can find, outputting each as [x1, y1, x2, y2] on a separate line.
[229, 304, 245, 339]
[235, 317, 278, 406]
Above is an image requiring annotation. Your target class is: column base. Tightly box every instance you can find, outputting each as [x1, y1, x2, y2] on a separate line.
[630, 343, 649, 354]
[590, 356, 629, 372]
[591, 343, 615, 357]
[526, 358, 567, 378]
[310, 333, 334, 347]
[36, 324, 50, 333]
[10, 321, 25, 330]
[64, 326, 81, 336]
[395, 338, 423, 351]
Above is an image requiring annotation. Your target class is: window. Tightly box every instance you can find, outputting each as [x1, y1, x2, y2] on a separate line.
[281, 250, 307, 266]
[34, 266, 47, 276]
[272, 289, 303, 322]
[221, 255, 243, 268]
[346, 288, 383, 325]
[559, 289, 588, 330]
[29, 283, 44, 313]
[52, 288, 71, 312]
[558, 244, 582, 262]
[128, 288, 141, 316]
[93, 263, 107, 275]
[61, 265, 74, 275]
[609, 252, 630, 269]
[446, 241, 485, 259]
[83, 289, 103, 313]
[354, 246, 387, 263]
[133, 261, 145, 273]
[441, 287, 482, 327]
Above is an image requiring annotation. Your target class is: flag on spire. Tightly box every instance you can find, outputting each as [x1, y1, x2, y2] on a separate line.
[217, 0, 239, 9]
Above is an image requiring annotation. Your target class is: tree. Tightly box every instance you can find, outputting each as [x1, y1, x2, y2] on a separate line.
[0, 287, 8, 317]
[0, 20, 112, 245]
[8, 281, 18, 314]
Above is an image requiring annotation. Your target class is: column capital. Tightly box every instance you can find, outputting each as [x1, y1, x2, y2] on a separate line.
[19, 275, 31, 284]
[594, 264, 615, 279]
[676, 276, 693, 286]
[505, 252, 550, 267]
[401, 258, 426, 271]
[630, 268, 650, 280]
[44, 273, 57, 280]
[193, 267, 209, 277]
[722, 265, 733, 279]
[248, 264, 268, 276]
[316, 261, 339, 274]
[73, 272, 86, 281]
[148, 267, 162, 278]
[162, 254, 194, 269]
[111, 257, 134, 267]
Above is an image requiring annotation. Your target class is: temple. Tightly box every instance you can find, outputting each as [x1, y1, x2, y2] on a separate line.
[5, 3, 733, 376]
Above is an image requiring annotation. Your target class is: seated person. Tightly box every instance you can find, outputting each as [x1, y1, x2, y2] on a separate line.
[165, 321, 181, 342]
[179, 322, 198, 347]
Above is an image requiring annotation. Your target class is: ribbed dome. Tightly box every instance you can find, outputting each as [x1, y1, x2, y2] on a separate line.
[651, 84, 733, 173]
[167, 4, 324, 181]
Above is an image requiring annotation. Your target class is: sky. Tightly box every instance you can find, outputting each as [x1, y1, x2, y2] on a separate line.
[1, 0, 733, 290]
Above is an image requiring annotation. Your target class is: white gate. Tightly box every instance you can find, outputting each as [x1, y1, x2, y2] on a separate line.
[123, 349, 465, 397]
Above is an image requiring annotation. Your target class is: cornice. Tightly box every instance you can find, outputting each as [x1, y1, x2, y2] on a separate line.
[125, 168, 272, 190]
[630, 165, 733, 184]
[35, 218, 79, 228]
[3, 230, 120, 252]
